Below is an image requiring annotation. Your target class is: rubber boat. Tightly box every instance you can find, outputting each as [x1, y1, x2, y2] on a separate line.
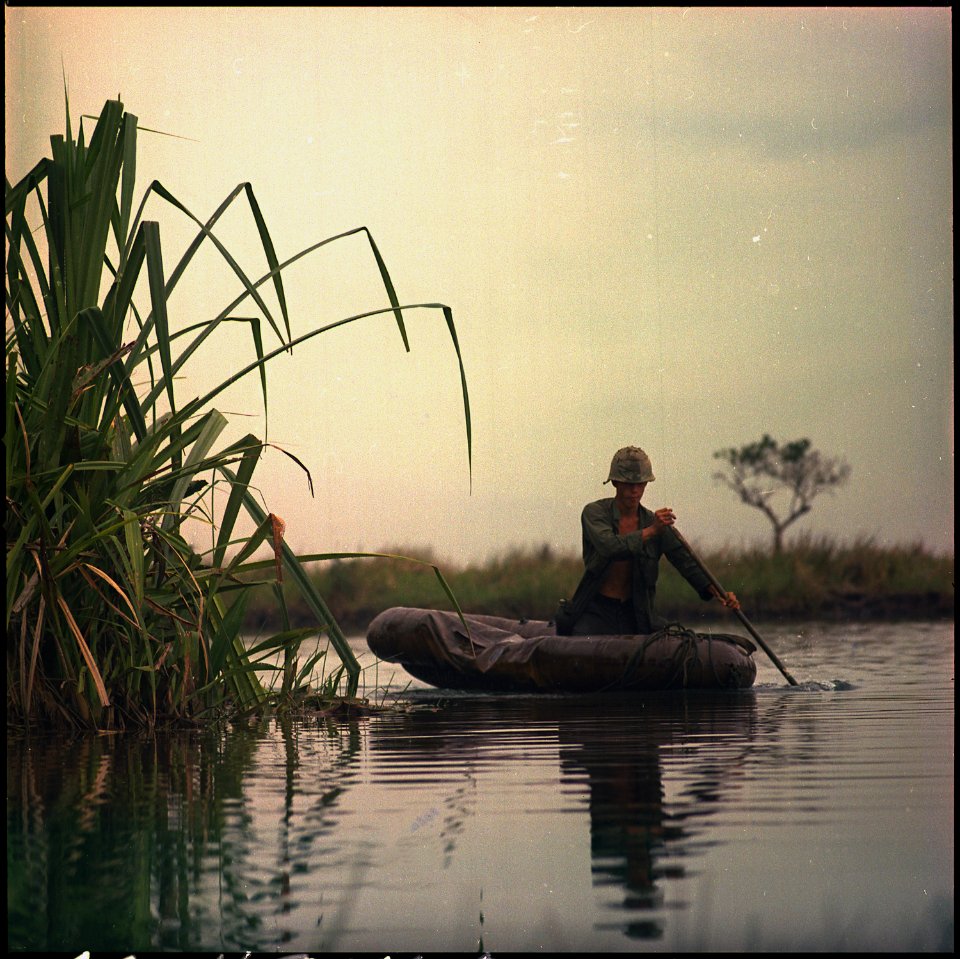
[366, 607, 758, 693]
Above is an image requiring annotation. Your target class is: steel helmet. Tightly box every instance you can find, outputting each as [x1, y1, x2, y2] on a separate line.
[604, 446, 655, 484]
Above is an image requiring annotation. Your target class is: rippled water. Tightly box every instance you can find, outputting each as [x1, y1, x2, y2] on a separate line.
[7, 620, 954, 953]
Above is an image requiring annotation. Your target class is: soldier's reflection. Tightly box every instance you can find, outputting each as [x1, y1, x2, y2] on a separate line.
[555, 693, 756, 940]
[558, 720, 668, 938]
[565, 734, 667, 898]
[370, 693, 756, 942]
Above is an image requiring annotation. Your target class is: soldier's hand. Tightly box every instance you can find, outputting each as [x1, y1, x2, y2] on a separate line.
[710, 585, 741, 610]
[653, 508, 675, 530]
[722, 591, 741, 610]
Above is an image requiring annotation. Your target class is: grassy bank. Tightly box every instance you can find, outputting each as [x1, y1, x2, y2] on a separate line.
[244, 534, 954, 635]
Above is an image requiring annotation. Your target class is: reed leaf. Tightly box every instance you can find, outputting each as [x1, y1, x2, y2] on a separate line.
[221, 467, 360, 696]
[55, 593, 110, 708]
[143, 221, 174, 395]
[212, 437, 262, 571]
[160, 409, 227, 532]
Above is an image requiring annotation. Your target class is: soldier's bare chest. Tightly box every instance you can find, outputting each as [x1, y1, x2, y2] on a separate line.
[618, 514, 640, 535]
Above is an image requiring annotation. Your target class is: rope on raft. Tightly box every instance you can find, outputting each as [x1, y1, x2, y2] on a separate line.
[617, 622, 723, 689]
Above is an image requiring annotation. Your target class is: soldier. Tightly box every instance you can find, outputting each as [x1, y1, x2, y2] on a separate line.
[556, 446, 740, 636]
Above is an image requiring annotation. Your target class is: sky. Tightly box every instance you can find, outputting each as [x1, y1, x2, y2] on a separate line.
[5, 6, 954, 567]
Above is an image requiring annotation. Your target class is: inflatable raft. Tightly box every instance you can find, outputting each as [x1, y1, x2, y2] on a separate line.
[366, 607, 758, 693]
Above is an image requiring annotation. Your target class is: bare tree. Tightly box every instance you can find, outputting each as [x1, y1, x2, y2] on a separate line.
[713, 435, 851, 554]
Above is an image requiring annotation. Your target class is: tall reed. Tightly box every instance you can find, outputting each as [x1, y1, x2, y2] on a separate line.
[5, 95, 470, 727]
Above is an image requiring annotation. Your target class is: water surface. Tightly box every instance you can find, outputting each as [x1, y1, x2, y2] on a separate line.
[7, 620, 954, 952]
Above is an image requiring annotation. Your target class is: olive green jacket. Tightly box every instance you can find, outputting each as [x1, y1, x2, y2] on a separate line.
[559, 497, 714, 633]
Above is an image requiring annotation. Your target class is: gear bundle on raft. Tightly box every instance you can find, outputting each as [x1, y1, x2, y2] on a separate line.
[366, 607, 758, 693]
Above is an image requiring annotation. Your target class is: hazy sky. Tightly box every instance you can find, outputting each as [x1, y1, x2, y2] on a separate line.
[6, 7, 954, 565]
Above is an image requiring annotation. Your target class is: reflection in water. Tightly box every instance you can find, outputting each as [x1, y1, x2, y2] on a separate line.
[7, 622, 954, 954]
[555, 694, 758, 940]
[9, 692, 759, 951]
[368, 692, 758, 943]
[7, 717, 365, 951]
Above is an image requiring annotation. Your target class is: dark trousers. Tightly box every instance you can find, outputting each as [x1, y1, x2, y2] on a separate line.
[571, 594, 651, 636]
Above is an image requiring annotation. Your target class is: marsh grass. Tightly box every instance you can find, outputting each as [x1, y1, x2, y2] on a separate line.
[6, 96, 470, 728]
[682, 532, 954, 619]
[246, 534, 954, 632]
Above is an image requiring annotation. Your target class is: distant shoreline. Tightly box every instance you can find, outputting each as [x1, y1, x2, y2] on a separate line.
[244, 536, 955, 635]
[255, 598, 955, 637]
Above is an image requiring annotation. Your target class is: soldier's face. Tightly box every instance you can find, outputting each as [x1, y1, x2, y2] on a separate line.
[613, 481, 647, 508]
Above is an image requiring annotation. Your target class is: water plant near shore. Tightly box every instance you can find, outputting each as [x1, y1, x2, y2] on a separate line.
[5, 95, 470, 728]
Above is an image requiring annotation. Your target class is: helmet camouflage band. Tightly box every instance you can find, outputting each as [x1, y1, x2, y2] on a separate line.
[604, 446, 655, 484]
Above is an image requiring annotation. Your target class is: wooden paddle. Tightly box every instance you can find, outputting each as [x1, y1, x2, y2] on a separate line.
[671, 527, 800, 686]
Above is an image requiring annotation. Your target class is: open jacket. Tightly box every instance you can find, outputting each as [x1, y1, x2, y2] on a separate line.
[559, 497, 714, 634]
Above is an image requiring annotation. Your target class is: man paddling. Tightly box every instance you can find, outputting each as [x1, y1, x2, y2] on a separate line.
[556, 446, 740, 636]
